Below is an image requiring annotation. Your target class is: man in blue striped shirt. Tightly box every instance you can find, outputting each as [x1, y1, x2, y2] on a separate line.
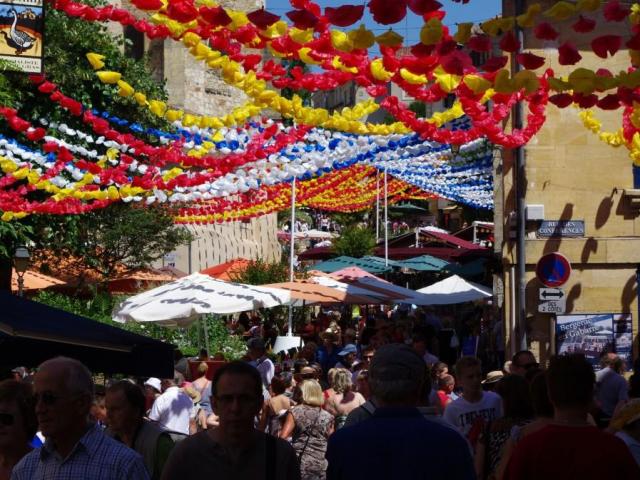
[11, 357, 149, 480]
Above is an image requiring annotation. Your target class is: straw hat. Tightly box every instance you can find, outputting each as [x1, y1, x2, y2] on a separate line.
[481, 371, 505, 384]
[610, 399, 640, 431]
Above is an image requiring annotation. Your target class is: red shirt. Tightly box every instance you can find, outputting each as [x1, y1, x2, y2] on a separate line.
[505, 424, 640, 480]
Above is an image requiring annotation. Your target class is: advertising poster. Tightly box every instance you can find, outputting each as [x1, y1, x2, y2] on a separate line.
[556, 314, 633, 371]
[0, 0, 44, 73]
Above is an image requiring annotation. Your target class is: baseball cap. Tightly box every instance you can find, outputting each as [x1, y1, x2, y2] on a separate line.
[144, 377, 162, 392]
[369, 344, 424, 382]
[338, 344, 358, 356]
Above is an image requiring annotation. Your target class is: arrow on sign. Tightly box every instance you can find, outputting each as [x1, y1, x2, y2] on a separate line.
[541, 290, 564, 300]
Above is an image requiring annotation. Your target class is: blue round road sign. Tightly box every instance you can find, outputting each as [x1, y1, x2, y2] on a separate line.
[536, 253, 571, 288]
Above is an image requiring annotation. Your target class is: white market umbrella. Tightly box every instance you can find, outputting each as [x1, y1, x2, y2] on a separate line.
[113, 273, 291, 327]
[417, 274, 492, 305]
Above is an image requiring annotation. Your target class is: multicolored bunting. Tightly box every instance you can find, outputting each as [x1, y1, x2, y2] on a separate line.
[3, 0, 640, 221]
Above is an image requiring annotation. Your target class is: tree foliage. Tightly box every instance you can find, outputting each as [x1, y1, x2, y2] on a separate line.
[332, 226, 376, 258]
[34, 290, 247, 360]
[0, 2, 175, 290]
[230, 259, 290, 285]
[30, 204, 192, 282]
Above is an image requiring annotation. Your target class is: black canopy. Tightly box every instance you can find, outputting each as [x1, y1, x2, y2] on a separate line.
[0, 292, 174, 378]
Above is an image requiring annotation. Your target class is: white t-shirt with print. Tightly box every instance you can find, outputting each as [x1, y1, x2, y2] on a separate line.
[443, 391, 503, 437]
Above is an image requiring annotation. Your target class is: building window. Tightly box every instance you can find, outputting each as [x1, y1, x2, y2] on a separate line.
[124, 26, 144, 61]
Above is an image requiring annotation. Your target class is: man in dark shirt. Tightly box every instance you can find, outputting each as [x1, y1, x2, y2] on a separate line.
[505, 354, 640, 479]
[326, 344, 474, 480]
[161, 362, 299, 480]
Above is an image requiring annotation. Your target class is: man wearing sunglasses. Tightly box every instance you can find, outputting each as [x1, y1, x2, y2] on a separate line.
[161, 361, 299, 480]
[11, 357, 149, 479]
[510, 350, 539, 377]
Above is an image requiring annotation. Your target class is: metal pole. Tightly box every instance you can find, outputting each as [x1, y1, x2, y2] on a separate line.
[287, 177, 296, 336]
[515, 0, 527, 351]
[375, 171, 380, 241]
[384, 166, 388, 266]
[17, 274, 24, 297]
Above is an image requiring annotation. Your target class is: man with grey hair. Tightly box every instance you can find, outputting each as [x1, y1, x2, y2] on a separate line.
[326, 344, 474, 480]
[11, 356, 149, 479]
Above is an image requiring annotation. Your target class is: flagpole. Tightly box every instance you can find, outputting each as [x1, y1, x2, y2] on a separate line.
[384, 165, 388, 266]
[376, 170, 380, 241]
[287, 176, 296, 336]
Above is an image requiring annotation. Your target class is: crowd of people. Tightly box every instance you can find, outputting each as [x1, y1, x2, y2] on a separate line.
[1, 315, 640, 479]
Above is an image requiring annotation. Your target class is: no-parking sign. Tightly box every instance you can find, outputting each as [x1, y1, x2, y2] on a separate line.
[536, 253, 571, 288]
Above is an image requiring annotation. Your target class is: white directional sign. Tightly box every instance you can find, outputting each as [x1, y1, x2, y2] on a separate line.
[539, 288, 566, 313]
[539, 288, 564, 301]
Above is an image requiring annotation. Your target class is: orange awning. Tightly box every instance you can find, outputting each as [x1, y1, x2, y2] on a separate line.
[263, 281, 381, 305]
[11, 269, 66, 293]
[108, 267, 187, 294]
[200, 258, 251, 281]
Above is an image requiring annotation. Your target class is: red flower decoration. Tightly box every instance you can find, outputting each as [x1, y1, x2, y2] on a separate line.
[325, 5, 364, 27]
[8, 116, 30, 132]
[591, 35, 622, 58]
[286, 9, 318, 29]
[166, 1, 198, 23]
[26, 128, 46, 142]
[440, 50, 472, 75]
[410, 43, 435, 57]
[368, 0, 407, 25]
[482, 56, 508, 72]
[597, 94, 620, 110]
[603, 0, 629, 22]
[534, 22, 559, 41]
[558, 42, 582, 65]
[247, 9, 280, 29]
[573, 93, 598, 108]
[549, 93, 573, 108]
[199, 6, 232, 26]
[572, 15, 596, 33]
[516, 52, 546, 70]
[467, 35, 492, 52]
[499, 31, 520, 53]
[130, 0, 162, 10]
[37, 82, 57, 94]
[436, 39, 457, 56]
[407, 0, 442, 15]
[628, 34, 640, 50]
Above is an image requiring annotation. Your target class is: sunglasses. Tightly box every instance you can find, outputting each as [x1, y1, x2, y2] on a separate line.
[214, 394, 257, 406]
[518, 362, 539, 370]
[0, 413, 15, 426]
[34, 391, 66, 406]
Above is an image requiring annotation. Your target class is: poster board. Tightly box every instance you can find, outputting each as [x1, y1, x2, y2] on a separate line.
[0, 0, 44, 73]
[556, 314, 633, 371]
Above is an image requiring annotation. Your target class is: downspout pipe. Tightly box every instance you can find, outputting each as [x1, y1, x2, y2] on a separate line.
[515, 0, 528, 351]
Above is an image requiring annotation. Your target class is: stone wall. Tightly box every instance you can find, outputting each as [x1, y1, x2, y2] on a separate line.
[111, 0, 280, 270]
[160, 213, 282, 273]
[500, 0, 640, 362]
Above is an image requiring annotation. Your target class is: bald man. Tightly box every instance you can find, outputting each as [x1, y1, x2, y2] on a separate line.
[11, 356, 149, 480]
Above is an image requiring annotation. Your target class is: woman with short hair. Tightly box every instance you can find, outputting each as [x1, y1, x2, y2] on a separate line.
[0, 380, 37, 480]
[280, 380, 333, 480]
[324, 368, 365, 430]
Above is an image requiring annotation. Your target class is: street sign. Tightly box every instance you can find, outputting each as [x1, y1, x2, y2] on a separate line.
[539, 288, 564, 301]
[539, 298, 566, 314]
[537, 220, 585, 238]
[536, 253, 571, 288]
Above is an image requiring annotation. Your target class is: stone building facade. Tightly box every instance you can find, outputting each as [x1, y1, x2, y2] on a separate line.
[111, 0, 281, 271]
[498, 0, 640, 364]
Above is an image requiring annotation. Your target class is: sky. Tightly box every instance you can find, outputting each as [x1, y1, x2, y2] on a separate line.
[266, 0, 502, 47]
